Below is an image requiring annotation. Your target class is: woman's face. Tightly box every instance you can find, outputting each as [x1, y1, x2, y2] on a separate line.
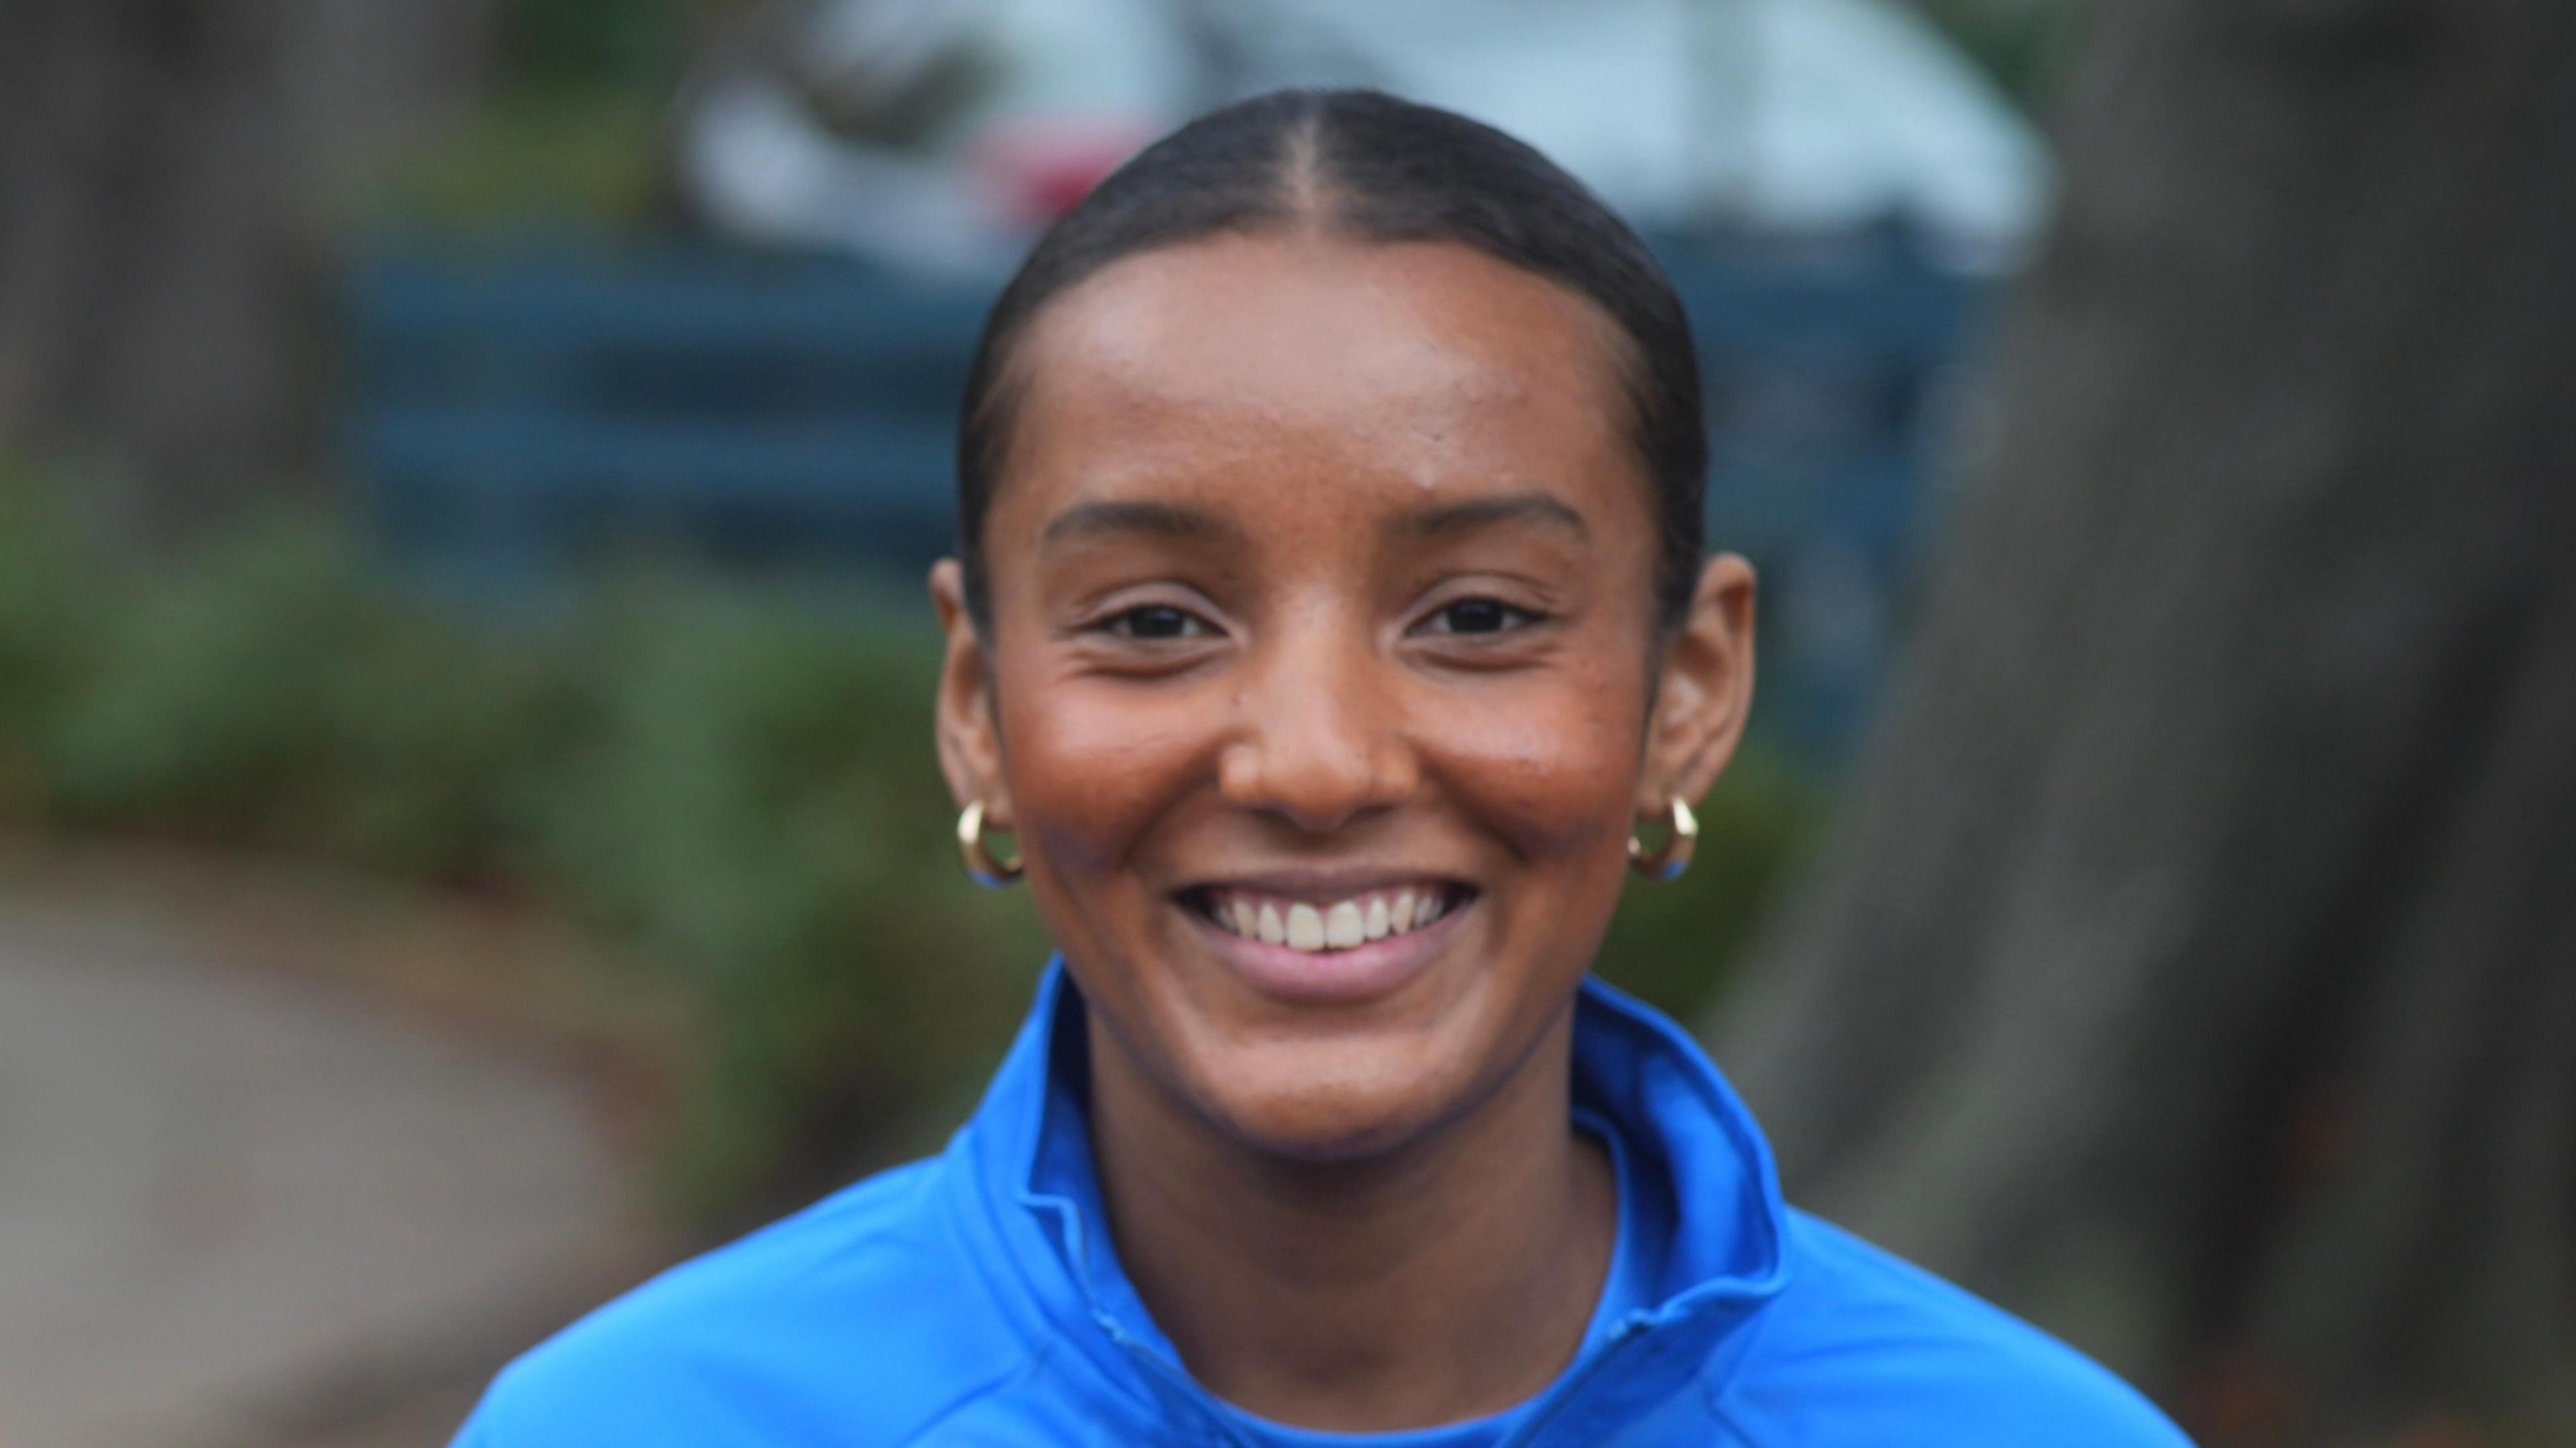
[934, 231, 1753, 1161]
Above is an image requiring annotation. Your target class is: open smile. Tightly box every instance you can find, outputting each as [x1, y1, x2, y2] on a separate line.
[1175, 880, 1479, 1004]
[1188, 882, 1468, 951]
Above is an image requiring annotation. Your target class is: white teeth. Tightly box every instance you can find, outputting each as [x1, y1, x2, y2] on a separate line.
[1325, 901, 1365, 949]
[1286, 903, 1326, 951]
[1206, 885, 1462, 953]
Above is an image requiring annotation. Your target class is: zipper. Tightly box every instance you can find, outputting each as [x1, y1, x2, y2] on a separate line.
[1100, 1313, 1252, 1448]
[1498, 1316, 1654, 1448]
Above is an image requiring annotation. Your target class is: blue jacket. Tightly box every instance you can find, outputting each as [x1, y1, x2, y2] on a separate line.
[456, 965, 2190, 1445]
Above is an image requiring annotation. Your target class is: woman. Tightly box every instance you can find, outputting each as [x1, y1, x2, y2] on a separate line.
[457, 90, 2188, 1446]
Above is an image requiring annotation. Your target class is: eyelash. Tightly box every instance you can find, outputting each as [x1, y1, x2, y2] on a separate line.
[1092, 603, 1215, 642]
[1413, 597, 1544, 638]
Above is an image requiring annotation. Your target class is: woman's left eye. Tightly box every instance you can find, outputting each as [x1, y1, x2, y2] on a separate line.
[1099, 604, 1213, 641]
[1418, 598, 1541, 636]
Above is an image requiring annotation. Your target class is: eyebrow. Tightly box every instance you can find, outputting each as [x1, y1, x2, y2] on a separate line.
[1036, 490, 1588, 548]
[1393, 492, 1589, 541]
[1040, 499, 1245, 547]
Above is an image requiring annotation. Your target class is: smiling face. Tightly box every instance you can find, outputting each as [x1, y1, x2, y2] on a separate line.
[933, 229, 1754, 1162]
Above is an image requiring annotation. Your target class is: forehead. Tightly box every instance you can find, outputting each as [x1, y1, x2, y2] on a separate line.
[995, 231, 1642, 517]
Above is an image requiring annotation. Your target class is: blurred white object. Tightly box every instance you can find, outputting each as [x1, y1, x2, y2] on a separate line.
[683, 77, 1022, 276]
[678, 0, 2051, 276]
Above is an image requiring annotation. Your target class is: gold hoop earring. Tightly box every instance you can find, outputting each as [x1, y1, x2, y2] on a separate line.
[1627, 797, 1698, 882]
[957, 799, 1024, 888]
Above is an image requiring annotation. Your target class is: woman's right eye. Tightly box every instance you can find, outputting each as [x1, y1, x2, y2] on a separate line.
[1098, 604, 1213, 641]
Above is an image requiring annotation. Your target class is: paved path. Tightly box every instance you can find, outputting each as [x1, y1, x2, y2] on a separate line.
[0, 875, 645, 1448]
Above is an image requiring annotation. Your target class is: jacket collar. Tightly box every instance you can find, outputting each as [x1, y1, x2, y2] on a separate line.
[948, 960, 1792, 1443]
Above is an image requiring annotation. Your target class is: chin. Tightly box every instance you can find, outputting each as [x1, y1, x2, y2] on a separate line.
[1182, 1038, 1478, 1166]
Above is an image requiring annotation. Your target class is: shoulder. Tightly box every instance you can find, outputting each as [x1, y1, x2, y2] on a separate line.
[1715, 1209, 2193, 1447]
[453, 1154, 1034, 1447]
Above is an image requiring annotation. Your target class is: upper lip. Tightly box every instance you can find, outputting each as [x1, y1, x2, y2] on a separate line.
[1175, 867, 1474, 904]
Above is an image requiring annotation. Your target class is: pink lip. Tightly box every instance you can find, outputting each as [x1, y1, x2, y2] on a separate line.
[1180, 892, 1471, 1005]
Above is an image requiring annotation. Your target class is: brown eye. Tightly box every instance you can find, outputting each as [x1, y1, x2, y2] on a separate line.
[1421, 598, 1538, 636]
[1104, 604, 1212, 641]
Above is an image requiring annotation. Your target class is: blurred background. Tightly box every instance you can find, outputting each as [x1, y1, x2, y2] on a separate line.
[3, 1, 2570, 1445]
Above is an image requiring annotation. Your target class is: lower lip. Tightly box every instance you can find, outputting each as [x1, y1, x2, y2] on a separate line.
[1183, 897, 1470, 1006]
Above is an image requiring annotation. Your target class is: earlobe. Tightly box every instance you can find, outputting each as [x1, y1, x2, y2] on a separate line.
[929, 559, 1012, 822]
[1640, 552, 1757, 813]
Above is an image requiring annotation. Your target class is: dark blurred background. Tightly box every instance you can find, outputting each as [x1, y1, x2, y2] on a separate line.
[3, 1, 2569, 1445]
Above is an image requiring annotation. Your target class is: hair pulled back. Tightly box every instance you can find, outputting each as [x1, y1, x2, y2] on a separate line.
[955, 88, 1706, 630]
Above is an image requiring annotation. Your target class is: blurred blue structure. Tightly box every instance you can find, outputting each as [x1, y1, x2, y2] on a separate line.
[1664, 233, 1992, 749]
[352, 246, 985, 578]
[347, 233, 1989, 753]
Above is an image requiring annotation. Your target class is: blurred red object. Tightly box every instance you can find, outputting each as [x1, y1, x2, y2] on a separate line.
[977, 115, 1157, 227]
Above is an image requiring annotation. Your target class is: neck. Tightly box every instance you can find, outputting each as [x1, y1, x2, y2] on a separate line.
[1084, 1006, 1617, 1433]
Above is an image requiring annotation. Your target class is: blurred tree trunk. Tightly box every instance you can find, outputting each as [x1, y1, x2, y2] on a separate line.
[1714, 0, 2576, 1441]
[0, 0, 486, 528]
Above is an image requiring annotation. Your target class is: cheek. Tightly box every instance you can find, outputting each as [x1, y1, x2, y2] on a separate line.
[1424, 655, 1651, 863]
[994, 668, 1214, 881]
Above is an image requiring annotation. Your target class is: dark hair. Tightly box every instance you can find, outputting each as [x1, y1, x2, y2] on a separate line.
[955, 88, 1706, 630]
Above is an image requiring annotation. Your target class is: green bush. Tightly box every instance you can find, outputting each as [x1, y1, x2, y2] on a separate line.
[0, 476, 109, 817]
[1913, 0, 2093, 113]
[495, 0, 692, 95]
[32, 517, 559, 875]
[371, 0, 714, 229]
[527, 584, 1048, 1218]
[0, 480, 1052, 1225]
[0, 473, 1813, 1226]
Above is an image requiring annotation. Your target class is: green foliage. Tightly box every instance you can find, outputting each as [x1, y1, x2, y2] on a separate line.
[494, 0, 691, 94]
[0, 472, 1811, 1223]
[527, 585, 1048, 1217]
[32, 517, 558, 875]
[0, 476, 109, 817]
[1909, 0, 2094, 114]
[371, 0, 718, 229]
[0, 478, 1053, 1225]
[386, 91, 667, 229]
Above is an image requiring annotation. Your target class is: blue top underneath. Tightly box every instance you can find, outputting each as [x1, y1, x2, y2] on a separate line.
[455, 962, 2193, 1447]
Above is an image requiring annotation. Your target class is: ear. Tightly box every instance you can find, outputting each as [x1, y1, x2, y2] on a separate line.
[1640, 553, 1757, 816]
[930, 559, 1014, 828]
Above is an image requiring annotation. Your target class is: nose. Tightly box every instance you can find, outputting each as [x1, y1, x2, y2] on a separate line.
[1218, 613, 1418, 836]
